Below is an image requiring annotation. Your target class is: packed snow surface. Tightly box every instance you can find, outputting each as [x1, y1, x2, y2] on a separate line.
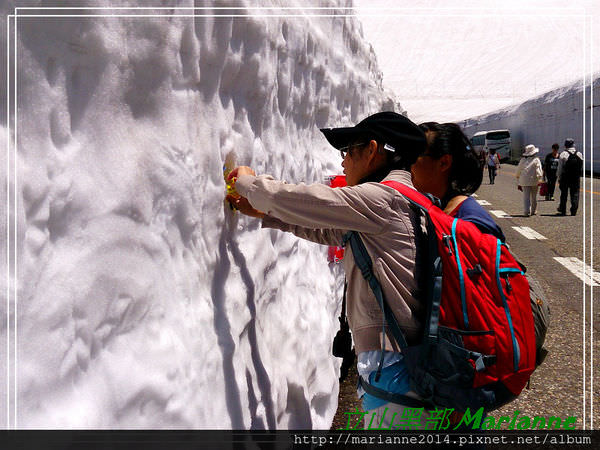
[2, 2, 400, 428]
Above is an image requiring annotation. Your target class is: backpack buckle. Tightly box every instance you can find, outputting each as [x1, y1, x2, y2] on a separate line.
[466, 264, 483, 278]
[442, 235, 453, 256]
[502, 273, 513, 293]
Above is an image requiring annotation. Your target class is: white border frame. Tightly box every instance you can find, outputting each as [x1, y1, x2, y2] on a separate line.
[4, 4, 596, 430]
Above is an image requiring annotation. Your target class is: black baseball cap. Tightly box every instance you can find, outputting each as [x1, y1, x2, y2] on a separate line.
[564, 138, 575, 148]
[320, 111, 426, 155]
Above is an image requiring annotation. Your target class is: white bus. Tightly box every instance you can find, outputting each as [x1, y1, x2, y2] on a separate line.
[471, 130, 512, 161]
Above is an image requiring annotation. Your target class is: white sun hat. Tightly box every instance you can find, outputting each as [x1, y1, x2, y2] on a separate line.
[523, 144, 539, 157]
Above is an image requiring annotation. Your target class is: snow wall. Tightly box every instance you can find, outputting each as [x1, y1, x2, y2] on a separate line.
[1, 2, 400, 429]
[462, 75, 600, 173]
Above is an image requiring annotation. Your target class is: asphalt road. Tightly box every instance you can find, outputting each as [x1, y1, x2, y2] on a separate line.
[477, 164, 599, 320]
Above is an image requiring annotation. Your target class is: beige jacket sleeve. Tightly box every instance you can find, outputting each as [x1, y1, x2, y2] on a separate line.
[261, 215, 344, 247]
[235, 173, 394, 239]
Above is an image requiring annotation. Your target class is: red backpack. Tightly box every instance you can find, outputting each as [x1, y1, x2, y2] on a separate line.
[344, 181, 536, 413]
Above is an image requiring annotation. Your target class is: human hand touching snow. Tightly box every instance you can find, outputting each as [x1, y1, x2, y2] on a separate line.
[226, 166, 266, 218]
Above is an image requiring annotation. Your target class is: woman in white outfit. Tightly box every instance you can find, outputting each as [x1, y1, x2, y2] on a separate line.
[516, 144, 543, 216]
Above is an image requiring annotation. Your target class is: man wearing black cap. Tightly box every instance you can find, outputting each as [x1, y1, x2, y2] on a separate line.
[226, 112, 429, 428]
[556, 138, 583, 216]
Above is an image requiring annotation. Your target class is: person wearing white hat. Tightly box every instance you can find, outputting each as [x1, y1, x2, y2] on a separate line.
[516, 144, 543, 216]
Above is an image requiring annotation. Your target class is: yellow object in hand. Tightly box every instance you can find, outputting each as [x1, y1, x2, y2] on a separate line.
[226, 176, 238, 197]
[223, 166, 239, 210]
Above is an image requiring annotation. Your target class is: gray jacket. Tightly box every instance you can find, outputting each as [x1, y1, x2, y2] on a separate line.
[236, 170, 423, 353]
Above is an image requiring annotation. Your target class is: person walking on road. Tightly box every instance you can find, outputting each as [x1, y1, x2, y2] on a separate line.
[543, 143, 560, 201]
[516, 144, 543, 216]
[226, 112, 430, 429]
[487, 148, 500, 185]
[478, 149, 487, 174]
[557, 138, 583, 216]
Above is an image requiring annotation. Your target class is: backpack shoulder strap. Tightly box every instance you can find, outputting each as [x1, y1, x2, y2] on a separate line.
[381, 180, 435, 212]
[379, 180, 445, 338]
[341, 230, 409, 350]
[343, 180, 445, 346]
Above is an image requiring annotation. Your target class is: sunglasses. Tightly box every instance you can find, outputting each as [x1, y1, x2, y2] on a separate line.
[339, 142, 367, 159]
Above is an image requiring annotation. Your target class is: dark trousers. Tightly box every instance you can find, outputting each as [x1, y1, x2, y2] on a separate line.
[546, 172, 557, 199]
[558, 180, 580, 215]
[488, 167, 497, 184]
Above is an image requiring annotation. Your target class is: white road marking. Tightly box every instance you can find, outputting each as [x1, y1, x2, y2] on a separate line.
[512, 226, 547, 240]
[490, 210, 512, 218]
[471, 194, 478, 198]
[476, 199, 491, 206]
[554, 257, 600, 287]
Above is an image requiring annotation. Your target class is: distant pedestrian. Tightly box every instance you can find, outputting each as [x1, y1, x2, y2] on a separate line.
[478, 149, 487, 173]
[516, 144, 543, 216]
[557, 138, 583, 216]
[543, 143, 560, 201]
[487, 148, 500, 184]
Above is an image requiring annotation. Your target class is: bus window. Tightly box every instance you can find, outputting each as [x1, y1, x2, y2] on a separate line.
[471, 135, 485, 146]
[486, 131, 510, 140]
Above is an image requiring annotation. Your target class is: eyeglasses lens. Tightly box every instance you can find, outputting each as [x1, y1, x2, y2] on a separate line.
[339, 142, 366, 159]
